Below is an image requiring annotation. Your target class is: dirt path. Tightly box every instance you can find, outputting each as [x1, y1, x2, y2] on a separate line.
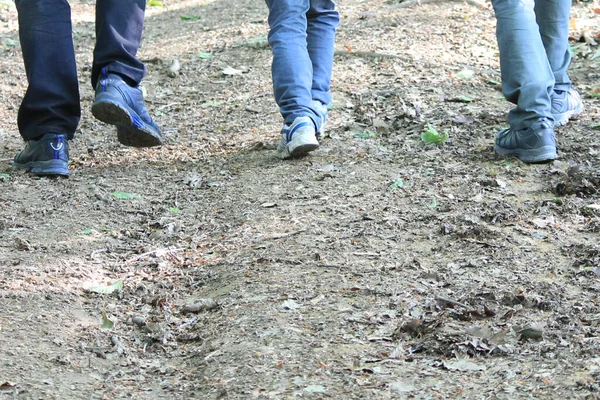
[1, 0, 600, 398]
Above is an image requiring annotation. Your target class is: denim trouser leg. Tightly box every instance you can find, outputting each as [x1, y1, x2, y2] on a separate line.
[535, 0, 572, 91]
[93, 0, 146, 88]
[307, 1, 339, 108]
[266, 0, 338, 130]
[16, 0, 80, 141]
[492, 0, 554, 130]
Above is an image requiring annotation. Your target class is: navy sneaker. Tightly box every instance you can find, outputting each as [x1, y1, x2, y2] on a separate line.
[13, 133, 70, 177]
[277, 116, 319, 159]
[551, 88, 583, 126]
[494, 119, 557, 163]
[91, 70, 163, 147]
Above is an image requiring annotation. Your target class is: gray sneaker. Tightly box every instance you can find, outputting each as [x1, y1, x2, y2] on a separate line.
[552, 88, 583, 126]
[277, 116, 319, 159]
[494, 119, 557, 163]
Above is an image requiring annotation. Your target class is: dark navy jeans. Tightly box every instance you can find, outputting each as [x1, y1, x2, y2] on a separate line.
[15, 0, 147, 141]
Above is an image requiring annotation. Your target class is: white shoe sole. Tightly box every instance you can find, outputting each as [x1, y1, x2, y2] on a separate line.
[277, 132, 319, 159]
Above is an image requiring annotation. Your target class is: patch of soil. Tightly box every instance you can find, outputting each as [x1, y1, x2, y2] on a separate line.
[1, 0, 600, 398]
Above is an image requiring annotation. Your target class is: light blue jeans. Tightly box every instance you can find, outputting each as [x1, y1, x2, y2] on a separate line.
[492, 0, 571, 130]
[265, 0, 339, 130]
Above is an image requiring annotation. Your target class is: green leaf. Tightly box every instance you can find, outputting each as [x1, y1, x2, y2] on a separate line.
[112, 192, 141, 200]
[459, 96, 475, 103]
[0, 173, 9, 181]
[421, 124, 449, 145]
[4, 38, 18, 47]
[88, 280, 124, 295]
[354, 131, 377, 139]
[0, 0, 14, 10]
[569, 44, 584, 56]
[197, 52, 212, 59]
[147, 0, 164, 6]
[101, 311, 114, 329]
[78, 229, 94, 235]
[590, 123, 600, 130]
[181, 15, 200, 20]
[390, 178, 404, 190]
[169, 207, 181, 213]
[456, 69, 475, 79]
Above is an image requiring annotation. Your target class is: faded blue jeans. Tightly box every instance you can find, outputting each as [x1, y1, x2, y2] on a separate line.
[265, 0, 339, 131]
[492, 0, 571, 130]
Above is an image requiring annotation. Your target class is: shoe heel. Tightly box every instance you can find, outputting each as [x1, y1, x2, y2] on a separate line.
[289, 142, 319, 157]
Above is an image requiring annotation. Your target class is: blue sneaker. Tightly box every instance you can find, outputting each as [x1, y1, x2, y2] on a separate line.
[277, 116, 319, 159]
[552, 88, 583, 126]
[91, 70, 163, 147]
[494, 119, 557, 163]
[13, 133, 70, 177]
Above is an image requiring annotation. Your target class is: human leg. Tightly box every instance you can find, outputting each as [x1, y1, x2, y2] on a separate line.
[535, 0, 571, 91]
[15, 0, 79, 142]
[92, 0, 146, 87]
[12, 0, 76, 176]
[493, 0, 555, 130]
[266, 0, 321, 158]
[91, 0, 162, 147]
[492, 0, 557, 162]
[535, 0, 582, 125]
[266, 0, 315, 125]
[307, 0, 339, 133]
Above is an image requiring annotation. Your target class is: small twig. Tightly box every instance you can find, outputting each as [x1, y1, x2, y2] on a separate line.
[581, 337, 600, 342]
[347, 318, 381, 326]
[334, 49, 411, 62]
[179, 315, 199, 330]
[263, 229, 306, 241]
[244, 106, 261, 114]
[353, 252, 381, 257]
[90, 248, 108, 258]
[204, 342, 229, 361]
[435, 296, 472, 310]
[465, 239, 502, 248]
[125, 247, 186, 264]
[235, 40, 270, 49]
[157, 102, 181, 111]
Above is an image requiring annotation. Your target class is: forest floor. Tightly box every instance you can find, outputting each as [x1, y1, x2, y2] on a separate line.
[1, 0, 600, 399]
